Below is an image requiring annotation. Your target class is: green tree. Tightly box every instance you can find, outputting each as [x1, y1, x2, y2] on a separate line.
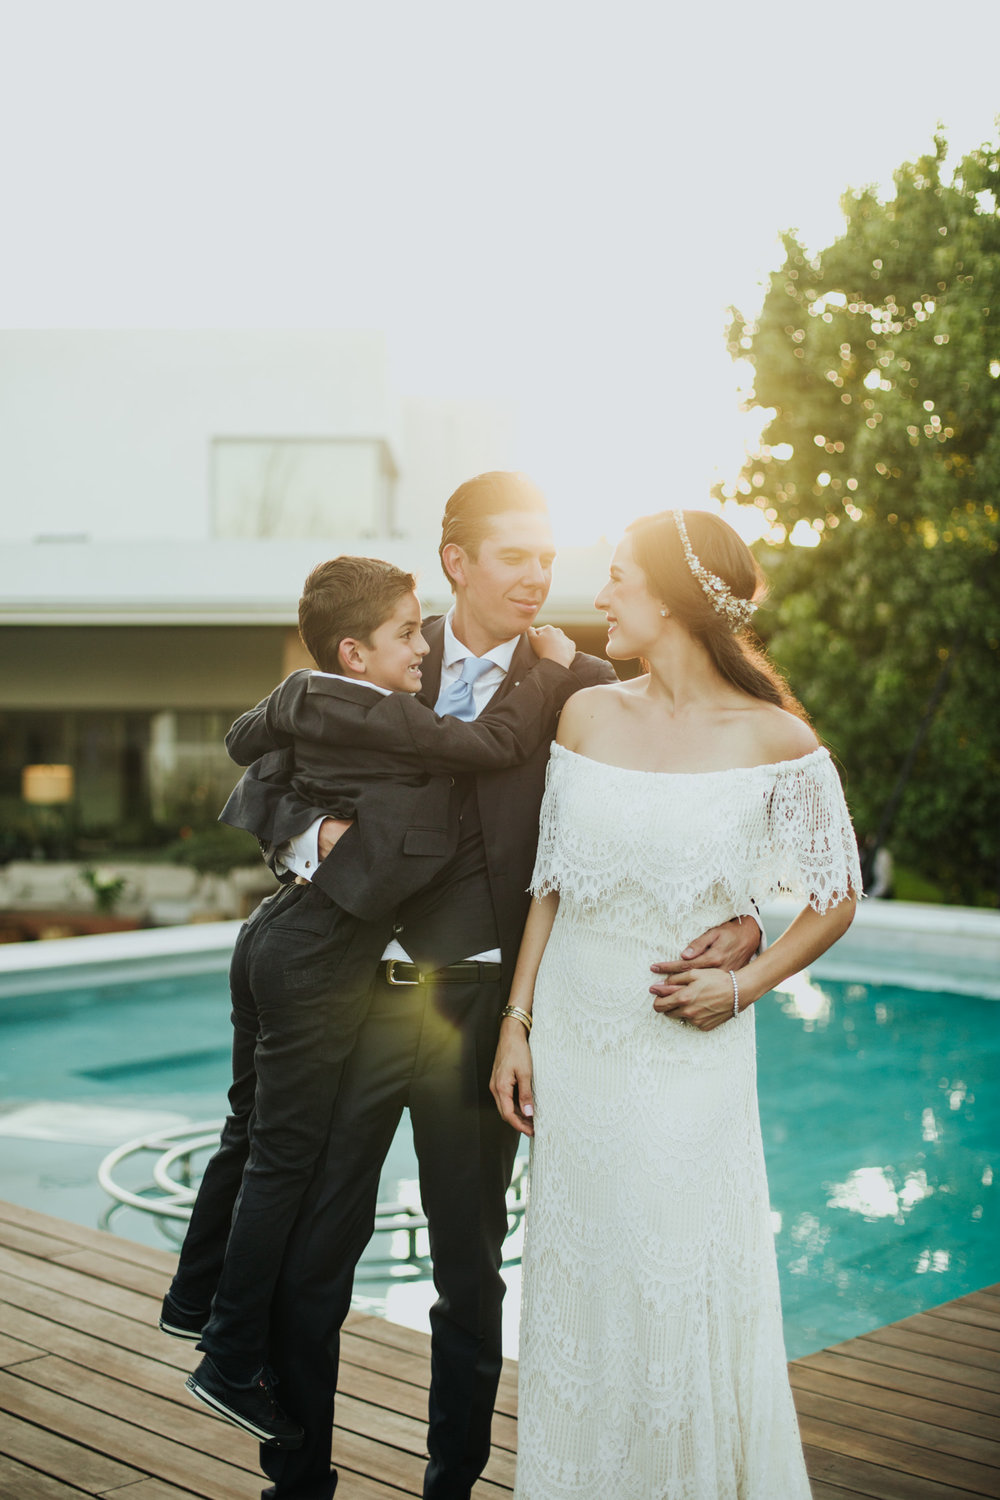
[725, 132, 1000, 903]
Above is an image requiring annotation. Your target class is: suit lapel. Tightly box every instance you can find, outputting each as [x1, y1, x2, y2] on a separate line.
[418, 615, 446, 708]
[486, 632, 537, 705]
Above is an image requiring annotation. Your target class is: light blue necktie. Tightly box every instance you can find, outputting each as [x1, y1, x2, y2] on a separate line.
[434, 655, 494, 720]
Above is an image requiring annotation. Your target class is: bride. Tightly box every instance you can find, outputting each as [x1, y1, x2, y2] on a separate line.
[491, 509, 861, 1499]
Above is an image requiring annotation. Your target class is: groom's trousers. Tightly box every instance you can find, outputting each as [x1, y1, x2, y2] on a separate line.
[260, 964, 519, 1500]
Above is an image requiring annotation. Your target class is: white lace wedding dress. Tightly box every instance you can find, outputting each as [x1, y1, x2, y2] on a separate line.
[514, 744, 861, 1500]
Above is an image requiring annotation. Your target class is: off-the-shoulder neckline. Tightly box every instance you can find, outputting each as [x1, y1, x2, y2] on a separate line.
[551, 742, 830, 779]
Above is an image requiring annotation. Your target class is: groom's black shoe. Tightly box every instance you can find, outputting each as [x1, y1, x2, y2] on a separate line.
[185, 1355, 305, 1448]
[158, 1292, 208, 1340]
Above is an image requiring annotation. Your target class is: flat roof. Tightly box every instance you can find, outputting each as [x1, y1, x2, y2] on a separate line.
[0, 537, 614, 627]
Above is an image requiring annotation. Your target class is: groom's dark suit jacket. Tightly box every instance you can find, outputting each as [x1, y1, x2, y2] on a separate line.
[229, 616, 615, 990]
[219, 655, 578, 924]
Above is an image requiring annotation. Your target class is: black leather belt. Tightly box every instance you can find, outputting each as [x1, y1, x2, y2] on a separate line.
[382, 959, 502, 986]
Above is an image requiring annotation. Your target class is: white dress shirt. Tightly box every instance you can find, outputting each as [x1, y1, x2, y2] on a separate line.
[276, 612, 521, 964]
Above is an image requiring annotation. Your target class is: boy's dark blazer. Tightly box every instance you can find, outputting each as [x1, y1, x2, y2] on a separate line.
[220, 653, 580, 924]
[230, 616, 615, 990]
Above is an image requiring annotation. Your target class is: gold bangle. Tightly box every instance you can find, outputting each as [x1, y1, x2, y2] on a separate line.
[500, 1005, 533, 1034]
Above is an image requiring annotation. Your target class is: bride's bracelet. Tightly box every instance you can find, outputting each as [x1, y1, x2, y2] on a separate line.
[729, 970, 741, 1020]
[501, 1005, 533, 1034]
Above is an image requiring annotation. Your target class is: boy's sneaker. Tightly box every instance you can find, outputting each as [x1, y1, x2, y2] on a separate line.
[185, 1356, 304, 1448]
[158, 1293, 208, 1341]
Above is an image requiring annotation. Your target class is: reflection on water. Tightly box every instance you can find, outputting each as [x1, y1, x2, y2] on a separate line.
[915, 1248, 952, 1274]
[824, 1165, 933, 1221]
[757, 971, 997, 1356]
[773, 972, 830, 1028]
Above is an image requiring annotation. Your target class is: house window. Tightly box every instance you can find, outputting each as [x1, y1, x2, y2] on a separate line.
[211, 437, 398, 539]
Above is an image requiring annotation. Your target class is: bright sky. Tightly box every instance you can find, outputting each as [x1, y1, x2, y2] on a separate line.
[3, 1, 997, 548]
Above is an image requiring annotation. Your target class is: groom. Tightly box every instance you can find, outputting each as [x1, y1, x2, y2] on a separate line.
[247, 472, 762, 1500]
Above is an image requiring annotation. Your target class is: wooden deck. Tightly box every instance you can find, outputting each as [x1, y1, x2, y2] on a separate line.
[0, 1200, 996, 1499]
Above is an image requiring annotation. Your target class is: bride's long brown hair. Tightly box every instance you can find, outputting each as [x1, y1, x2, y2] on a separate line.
[627, 509, 808, 719]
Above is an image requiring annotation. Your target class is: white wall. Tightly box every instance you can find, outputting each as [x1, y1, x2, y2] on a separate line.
[0, 331, 392, 542]
[396, 397, 516, 539]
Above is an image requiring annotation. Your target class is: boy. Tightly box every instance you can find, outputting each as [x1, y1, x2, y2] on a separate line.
[162, 555, 577, 1447]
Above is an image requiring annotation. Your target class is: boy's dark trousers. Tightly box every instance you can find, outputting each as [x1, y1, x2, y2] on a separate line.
[166, 880, 390, 1383]
[260, 964, 519, 1500]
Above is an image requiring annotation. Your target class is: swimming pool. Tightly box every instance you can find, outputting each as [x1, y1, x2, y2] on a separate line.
[1, 959, 996, 1360]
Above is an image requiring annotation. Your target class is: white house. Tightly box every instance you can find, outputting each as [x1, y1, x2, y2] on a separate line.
[0, 331, 610, 851]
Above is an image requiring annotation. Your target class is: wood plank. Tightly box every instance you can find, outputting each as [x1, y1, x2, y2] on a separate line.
[346, 1314, 433, 1359]
[333, 1391, 515, 1490]
[0, 1245, 160, 1326]
[863, 1323, 1000, 1374]
[0, 1202, 177, 1274]
[0, 1409, 142, 1494]
[0, 1219, 105, 1263]
[339, 1329, 433, 1389]
[12, 1354, 260, 1471]
[326, 1482, 425, 1500]
[928, 1302, 1000, 1336]
[100, 1484, 208, 1500]
[281, 1419, 511, 1499]
[345, 1313, 519, 1412]
[0, 1327, 44, 1365]
[809, 1485, 885, 1500]
[338, 1327, 519, 1417]
[0, 1453, 93, 1500]
[326, 1481, 425, 1500]
[0, 1302, 198, 1403]
[793, 1382, 1000, 1469]
[49, 1249, 171, 1302]
[801, 1442, 983, 1499]
[791, 1361, 1000, 1442]
[958, 1291, 1000, 1314]
[798, 1350, 1000, 1418]
[335, 1360, 518, 1452]
[0, 1370, 258, 1500]
[799, 1412, 1000, 1494]
[0, 1277, 196, 1372]
[910, 1309, 1000, 1348]
[823, 1335, 1000, 1395]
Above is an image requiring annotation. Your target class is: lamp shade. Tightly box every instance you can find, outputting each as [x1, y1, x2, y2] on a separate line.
[22, 764, 75, 805]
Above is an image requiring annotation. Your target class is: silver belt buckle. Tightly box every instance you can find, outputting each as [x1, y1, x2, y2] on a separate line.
[386, 959, 419, 986]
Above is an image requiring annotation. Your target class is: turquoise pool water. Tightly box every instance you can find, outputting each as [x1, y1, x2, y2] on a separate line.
[1, 968, 996, 1359]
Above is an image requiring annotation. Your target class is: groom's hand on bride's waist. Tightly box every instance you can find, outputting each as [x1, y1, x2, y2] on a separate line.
[648, 916, 762, 999]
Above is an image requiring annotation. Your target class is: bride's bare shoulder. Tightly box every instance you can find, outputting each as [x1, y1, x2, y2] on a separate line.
[556, 681, 633, 749]
[749, 703, 820, 764]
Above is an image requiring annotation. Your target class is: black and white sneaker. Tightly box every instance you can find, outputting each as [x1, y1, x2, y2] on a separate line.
[158, 1293, 208, 1341]
[185, 1356, 304, 1448]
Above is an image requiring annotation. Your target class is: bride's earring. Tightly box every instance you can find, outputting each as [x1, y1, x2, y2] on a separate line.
[660, 607, 669, 618]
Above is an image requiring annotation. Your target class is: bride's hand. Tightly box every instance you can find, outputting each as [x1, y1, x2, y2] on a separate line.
[490, 1020, 535, 1136]
[651, 968, 745, 1031]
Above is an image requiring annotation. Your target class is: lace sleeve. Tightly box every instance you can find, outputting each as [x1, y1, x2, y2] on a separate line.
[766, 752, 862, 914]
[528, 748, 565, 899]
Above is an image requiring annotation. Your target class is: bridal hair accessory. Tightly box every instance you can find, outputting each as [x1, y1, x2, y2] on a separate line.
[671, 511, 757, 630]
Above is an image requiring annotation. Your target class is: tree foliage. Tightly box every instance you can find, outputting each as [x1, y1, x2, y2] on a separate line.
[726, 133, 1000, 903]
